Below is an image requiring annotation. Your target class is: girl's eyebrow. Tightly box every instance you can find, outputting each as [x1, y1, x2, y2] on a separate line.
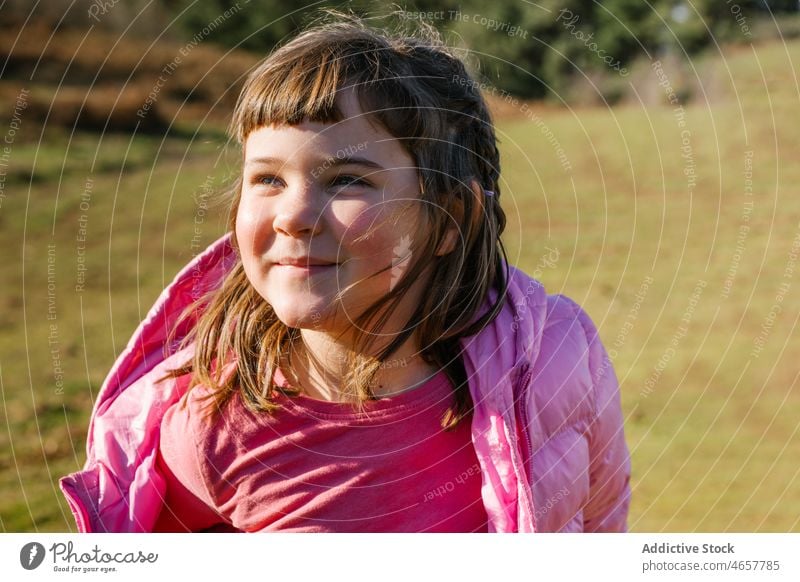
[245, 155, 386, 171]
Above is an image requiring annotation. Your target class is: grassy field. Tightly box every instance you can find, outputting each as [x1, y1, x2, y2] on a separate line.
[1, 37, 798, 532]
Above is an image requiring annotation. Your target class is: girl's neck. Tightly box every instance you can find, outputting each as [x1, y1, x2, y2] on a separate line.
[282, 333, 438, 402]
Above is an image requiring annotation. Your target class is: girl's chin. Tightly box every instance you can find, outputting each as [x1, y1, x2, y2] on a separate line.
[272, 306, 334, 330]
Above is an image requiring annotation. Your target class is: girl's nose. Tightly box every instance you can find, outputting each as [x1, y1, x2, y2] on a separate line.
[272, 180, 324, 237]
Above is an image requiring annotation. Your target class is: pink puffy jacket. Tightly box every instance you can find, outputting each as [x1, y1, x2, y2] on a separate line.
[59, 233, 631, 532]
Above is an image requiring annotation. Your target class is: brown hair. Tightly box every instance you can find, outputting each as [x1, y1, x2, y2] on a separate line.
[162, 11, 510, 430]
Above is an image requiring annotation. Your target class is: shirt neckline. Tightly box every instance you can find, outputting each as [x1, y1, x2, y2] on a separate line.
[272, 366, 453, 419]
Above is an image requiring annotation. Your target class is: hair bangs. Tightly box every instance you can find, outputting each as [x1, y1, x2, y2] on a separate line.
[231, 36, 428, 147]
[230, 49, 348, 142]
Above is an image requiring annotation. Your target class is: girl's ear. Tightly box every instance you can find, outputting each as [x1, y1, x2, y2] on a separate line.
[435, 225, 458, 256]
[435, 180, 482, 256]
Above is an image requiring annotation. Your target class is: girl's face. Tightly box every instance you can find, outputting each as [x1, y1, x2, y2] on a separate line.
[236, 91, 431, 334]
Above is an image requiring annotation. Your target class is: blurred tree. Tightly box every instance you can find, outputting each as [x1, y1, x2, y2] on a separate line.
[161, 0, 308, 52]
[158, 0, 799, 100]
[758, 0, 799, 11]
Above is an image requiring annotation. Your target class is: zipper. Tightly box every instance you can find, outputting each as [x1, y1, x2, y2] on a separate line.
[514, 366, 535, 530]
[516, 367, 534, 487]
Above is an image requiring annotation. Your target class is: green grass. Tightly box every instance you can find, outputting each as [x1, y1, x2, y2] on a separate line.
[0, 122, 233, 532]
[500, 38, 800, 531]
[2, 37, 799, 532]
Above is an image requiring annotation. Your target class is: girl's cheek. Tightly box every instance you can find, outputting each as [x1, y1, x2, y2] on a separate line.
[236, 200, 271, 248]
[334, 201, 407, 253]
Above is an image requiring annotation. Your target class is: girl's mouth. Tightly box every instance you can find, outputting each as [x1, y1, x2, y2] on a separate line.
[274, 264, 337, 275]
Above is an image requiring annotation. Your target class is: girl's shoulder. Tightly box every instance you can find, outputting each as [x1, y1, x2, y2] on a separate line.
[162, 363, 272, 460]
[167, 377, 228, 437]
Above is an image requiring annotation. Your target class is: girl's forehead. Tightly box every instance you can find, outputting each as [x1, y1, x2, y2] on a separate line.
[243, 118, 412, 167]
[238, 84, 400, 151]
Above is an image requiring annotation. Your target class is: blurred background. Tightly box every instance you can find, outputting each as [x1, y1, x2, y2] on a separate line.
[1, 0, 799, 532]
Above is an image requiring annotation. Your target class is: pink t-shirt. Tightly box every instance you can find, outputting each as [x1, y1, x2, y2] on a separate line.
[153, 366, 489, 532]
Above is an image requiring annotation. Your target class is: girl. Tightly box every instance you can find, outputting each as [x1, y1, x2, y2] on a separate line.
[60, 15, 631, 533]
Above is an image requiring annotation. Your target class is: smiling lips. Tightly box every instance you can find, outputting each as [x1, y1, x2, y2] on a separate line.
[276, 257, 338, 267]
[274, 257, 338, 275]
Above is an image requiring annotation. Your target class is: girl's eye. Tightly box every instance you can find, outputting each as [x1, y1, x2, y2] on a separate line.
[251, 174, 284, 188]
[247, 173, 371, 193]
[330, 175, 372, 191]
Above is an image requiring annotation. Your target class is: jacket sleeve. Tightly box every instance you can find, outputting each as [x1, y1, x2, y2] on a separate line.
[575, 305, 632, 532]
